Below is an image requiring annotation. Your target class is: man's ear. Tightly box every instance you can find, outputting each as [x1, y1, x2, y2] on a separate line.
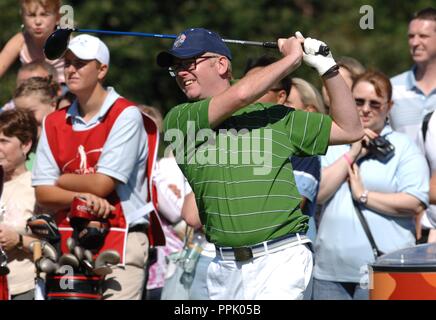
[97, 64, 109, 81]
[216, 56, 230, 77]
[277, 90, 288, 105]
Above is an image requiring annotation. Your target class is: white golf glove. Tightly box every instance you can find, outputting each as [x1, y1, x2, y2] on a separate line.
[295, 31, 336, 76]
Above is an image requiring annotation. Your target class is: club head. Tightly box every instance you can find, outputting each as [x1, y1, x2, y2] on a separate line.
[66, 237, 76, 254]
[84, 250, 94, 266]
[58, 253, 80, 269]
[92, 266, 112, 277]
[44, 28, 74, 60]
[42, 242, 59, 262]
[38, 258, 57, 274]
[74, 246, 84, 261]
[82, 259, 94, 275]
[95, 250, 120, 269]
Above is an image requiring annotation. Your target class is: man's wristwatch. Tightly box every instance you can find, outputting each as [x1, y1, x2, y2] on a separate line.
[359, 190, 369, 205]
[16, 234, 24, 250]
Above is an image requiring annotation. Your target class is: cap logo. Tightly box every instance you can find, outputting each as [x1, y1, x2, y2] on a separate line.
[173, 33, 186, 48]
[77, 37, 88, 46]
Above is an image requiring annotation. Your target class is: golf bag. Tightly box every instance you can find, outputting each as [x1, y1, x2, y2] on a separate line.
[45, 274, 103, 300]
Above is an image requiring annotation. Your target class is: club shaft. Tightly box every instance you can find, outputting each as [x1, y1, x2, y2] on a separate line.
[222, 39, 278, 48]
[74, 28, 329, 54]
[76, 28, 276, 48]
[77, 28, 177, 40]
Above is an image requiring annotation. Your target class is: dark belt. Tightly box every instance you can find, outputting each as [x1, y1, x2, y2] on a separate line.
[128, 224, 148, 233]
[215, 233, 309, 262]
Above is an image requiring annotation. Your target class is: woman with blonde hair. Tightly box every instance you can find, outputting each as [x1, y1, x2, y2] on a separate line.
[287, 77, 326, 114]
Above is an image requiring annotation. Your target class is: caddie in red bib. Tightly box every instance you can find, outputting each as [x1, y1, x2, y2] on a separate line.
[32, 34, 164, 300]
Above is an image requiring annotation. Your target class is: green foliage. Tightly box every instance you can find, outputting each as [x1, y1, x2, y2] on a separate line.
[0, 0, 434, 113]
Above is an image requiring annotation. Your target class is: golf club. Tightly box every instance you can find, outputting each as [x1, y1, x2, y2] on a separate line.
[84, 250, 94, 266]
[59, 253, 80, 270]
[95, 250, 120, 267]
[42, 242, 59, 262]
[82, 259, 94, 275]
[66, 237, 76, 254]
[44, 27, 330, 60]
[29, 240, 58, 262]
[92, 250, 120, 276]
[73, 246, 84, 262]
[37, 258, 58, 274]
[92, 265, 112, 277]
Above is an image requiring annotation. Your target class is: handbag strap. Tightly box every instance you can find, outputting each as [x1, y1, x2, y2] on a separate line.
[351, 196, 384, 259]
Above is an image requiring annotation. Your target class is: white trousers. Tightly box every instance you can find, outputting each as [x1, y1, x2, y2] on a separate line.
[206, 244, 313, 300]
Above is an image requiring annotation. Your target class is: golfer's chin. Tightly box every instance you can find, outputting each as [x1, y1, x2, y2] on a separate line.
[183, 88, 203, 101]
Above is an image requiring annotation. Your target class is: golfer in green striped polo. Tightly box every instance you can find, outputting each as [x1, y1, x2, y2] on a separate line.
[158, 28, 363, 300]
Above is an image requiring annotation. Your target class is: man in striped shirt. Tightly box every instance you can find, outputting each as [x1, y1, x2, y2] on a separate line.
[389, 7, 436, 140]
[157, 28, 363, 300]
[389, 7, 436, 242]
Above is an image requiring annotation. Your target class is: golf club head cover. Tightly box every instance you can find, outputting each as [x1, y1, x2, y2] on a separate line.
[69, 197, 110, 251]
[69, 197, 95, 230]
[26, 214, 61, 256]
[296, 31, 336, 76]
[73, 220, 110, 251]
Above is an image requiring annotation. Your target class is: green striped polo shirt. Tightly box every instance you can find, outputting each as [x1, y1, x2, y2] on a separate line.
[164, 99, 332, 247]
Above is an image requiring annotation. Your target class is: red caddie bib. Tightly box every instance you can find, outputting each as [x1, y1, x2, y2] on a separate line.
[45, 97, 165, 264]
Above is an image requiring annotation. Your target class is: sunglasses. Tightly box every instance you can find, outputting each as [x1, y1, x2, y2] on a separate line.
[168, 55, 220, 77]
[64, 58, 92, 69]
[354, 98, 387, 110]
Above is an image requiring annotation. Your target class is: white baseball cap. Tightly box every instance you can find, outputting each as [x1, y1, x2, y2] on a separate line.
[67, 34, 110, 65]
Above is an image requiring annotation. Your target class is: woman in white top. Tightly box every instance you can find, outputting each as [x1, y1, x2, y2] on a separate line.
[0, 109, 39, 299]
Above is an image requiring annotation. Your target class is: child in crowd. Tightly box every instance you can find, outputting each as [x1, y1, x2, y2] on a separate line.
[13, 76, 59, 138]
[13, 76, 58, 170]
[0, 0, 65, 84]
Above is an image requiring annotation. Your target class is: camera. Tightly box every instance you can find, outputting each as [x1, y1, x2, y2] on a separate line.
[363, 136, 395, 162]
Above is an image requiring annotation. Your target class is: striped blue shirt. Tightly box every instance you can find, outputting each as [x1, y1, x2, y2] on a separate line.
[389, 67, 436, 140]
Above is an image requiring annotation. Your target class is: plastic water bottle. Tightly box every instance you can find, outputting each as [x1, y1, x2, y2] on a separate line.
[180, 233, 205, 288]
